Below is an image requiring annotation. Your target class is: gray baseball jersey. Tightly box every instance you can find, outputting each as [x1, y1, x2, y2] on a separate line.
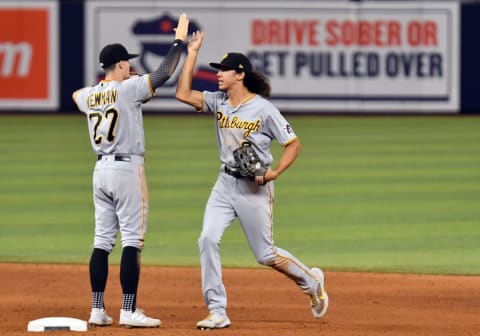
[73, 75, 153, 251]
[198, 91, 319, 315]
[203, 91, 297, 168]
[74, 75, 153, 156]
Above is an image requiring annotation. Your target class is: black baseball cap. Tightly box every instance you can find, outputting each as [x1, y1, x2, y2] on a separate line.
[99, 43, 139, 68]
[209, 52, 252, 73]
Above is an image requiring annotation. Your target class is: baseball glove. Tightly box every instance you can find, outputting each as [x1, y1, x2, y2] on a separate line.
[233, 142, 267, 184]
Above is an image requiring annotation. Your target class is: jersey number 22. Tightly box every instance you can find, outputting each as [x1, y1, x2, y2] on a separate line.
[88, 108, 119, 144]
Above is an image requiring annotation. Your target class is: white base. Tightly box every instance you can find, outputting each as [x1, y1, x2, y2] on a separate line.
[27, 317, 87, 332]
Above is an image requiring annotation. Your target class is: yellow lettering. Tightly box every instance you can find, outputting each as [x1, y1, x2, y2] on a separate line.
[216, 111, 261, 138]
[87, 89, 118, 108]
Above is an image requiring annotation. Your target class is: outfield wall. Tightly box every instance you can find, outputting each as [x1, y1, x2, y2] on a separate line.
[0, 0, 479, 114]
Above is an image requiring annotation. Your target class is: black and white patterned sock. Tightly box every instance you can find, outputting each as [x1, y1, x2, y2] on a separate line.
[121, 293, 136, 312]
[92, 291, 104, 309]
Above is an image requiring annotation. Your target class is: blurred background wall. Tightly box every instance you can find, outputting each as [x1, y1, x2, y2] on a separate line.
[0, 0, 478, 114]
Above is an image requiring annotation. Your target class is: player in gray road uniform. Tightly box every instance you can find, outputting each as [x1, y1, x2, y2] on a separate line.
[176, 31, 329, 330]
[72, 13, 189, 329]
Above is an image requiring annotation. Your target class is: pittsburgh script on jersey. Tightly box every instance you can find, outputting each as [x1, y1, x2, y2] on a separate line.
[217, 112, 261, 138]
[87, 90, 118, 108]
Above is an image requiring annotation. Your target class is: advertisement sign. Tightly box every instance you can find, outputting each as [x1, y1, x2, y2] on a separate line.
[0, 1, 58, 110]
[85, 1, 459, 113]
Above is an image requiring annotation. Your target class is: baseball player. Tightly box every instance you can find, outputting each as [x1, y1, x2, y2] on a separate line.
[72, 13, 189, 328]
[176, 31, 329, 330]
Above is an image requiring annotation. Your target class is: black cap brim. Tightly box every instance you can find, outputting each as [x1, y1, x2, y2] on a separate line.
[126, 53, 139, 60]
[101, 54, 139, 68]
[209, 62, 222, 69]
[209, 62, 238, 71]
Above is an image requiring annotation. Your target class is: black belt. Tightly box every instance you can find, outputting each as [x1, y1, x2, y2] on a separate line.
[224, 166, 242, 178]
[97, 155, 131, 162]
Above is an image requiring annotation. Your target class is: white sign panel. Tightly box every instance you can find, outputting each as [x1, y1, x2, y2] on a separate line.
[85, 1, 459, 113]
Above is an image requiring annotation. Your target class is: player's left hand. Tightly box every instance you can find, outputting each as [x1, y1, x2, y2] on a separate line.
[256, 168, 277, 185]
[174, 13, 189, 41]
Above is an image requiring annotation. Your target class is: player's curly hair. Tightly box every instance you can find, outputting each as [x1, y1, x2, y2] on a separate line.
[243, 71, 271, 98]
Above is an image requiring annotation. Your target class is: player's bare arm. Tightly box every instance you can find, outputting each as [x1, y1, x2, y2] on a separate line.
[263, 138, 302, 183]
[176, 30, 205, 111]
[149, 13, 189, 89]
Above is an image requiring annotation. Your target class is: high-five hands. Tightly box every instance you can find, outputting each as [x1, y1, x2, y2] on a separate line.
[175, 13, 189, 41]
[188, 30, 205, 53]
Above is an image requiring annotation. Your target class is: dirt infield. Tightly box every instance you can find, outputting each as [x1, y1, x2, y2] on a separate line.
[1, 263, 479, 336]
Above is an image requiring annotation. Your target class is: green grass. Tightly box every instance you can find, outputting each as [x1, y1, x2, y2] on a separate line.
[0, 114, 479, 275]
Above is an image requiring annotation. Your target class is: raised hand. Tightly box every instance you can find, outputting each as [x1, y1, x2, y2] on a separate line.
[188, 30, 205, 53]
[174, 13, 189, 41]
